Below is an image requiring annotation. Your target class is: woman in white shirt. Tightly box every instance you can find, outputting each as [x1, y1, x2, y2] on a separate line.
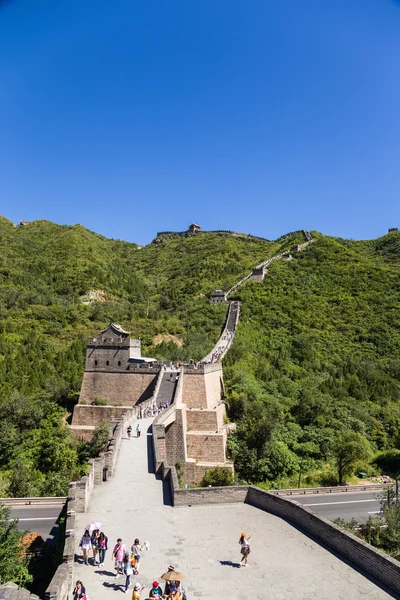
[239, 532, 251, 567]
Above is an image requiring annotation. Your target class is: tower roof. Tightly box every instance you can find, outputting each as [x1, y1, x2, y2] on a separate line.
[101, 323, 130, 336]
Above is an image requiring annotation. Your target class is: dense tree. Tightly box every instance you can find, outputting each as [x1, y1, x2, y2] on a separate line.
[0, 505, 31, 586]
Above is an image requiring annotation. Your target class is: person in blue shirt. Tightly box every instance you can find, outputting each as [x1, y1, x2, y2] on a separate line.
[149, 581, 163, 598]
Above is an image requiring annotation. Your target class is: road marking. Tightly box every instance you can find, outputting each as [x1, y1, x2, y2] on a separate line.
[368, 511, 381, 514]
[303, 499, 376, 507]
[9, 517, 58, 521]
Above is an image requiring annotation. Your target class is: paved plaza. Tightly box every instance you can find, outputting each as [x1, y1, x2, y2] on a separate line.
[74, 419, 397, 599]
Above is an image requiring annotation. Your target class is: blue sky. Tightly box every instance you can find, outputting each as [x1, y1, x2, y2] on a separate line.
[0, 0, 399, 245]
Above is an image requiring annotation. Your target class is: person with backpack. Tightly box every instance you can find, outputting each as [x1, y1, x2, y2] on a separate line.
[127, 425, 132, 439]
[239, 532, 251, 567]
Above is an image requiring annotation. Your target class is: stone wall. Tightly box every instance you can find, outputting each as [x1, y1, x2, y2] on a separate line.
[182, 366, 223, 409]
[186, 431, 226, 462]
[182, 373, 207, 408]
[164, 408, 186, 466]
[186, 405, 225, 432]
[78, 371, 158, 406]
[246, 486, 400, 596]
[71, 405, 130, 427]
[0, 583, 39, 600]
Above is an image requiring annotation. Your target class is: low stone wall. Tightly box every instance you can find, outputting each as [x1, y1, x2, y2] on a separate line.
[0, 583, 39, 600]
[152, 420, 400, 599]
[246, 486, 400, 595]
[174, 485, 248, 506]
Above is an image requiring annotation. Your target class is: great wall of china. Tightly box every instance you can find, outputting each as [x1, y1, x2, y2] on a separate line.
[6, 228, 400, 600]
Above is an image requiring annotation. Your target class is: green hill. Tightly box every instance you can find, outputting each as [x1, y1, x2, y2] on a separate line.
[0, 216, 399, 494]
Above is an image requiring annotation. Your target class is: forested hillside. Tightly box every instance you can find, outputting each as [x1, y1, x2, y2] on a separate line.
[225, 232, 400, 486]
[0, 216, 302, 495]
[0, 215, 399, 494]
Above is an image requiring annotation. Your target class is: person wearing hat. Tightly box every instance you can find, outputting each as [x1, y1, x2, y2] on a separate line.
[239, 532, 251, 567]
[132, 582, 144, 600]
[149, 581, 163, 598]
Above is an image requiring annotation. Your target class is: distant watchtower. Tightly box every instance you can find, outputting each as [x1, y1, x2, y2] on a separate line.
[210, 290, 227, 304]
[189, 223, 201, 233]
[85, 323, 141, 371]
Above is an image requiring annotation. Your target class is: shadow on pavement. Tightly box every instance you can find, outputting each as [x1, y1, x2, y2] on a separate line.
[220, 560, 241, 569]
[95, 569, 117, 577]
[146, 426, 155, 474]
[147, 425, 173, 506]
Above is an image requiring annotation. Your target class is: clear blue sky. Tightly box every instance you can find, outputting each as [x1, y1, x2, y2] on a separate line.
[1, 0, 399, 245]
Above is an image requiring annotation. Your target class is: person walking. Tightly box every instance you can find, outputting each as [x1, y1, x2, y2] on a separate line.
[79, 530, 92, 565]
[131, 538, 142, 573]
[112, 538, 127, 577]
[239, 532, 251, 567]
[98, 531, 108, 567]
[123, 552, 133, 593]
[91, 529, 100, 565]
[136, 424, 141, 438]
[127, 425, 132, 439]
[73, 581, 86, 600]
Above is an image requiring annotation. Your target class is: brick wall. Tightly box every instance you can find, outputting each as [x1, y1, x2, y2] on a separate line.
[79, 371, 157, 405]
[186, 409, 219, 431]
[186, 431, 226, 462]
[165, 408, 186, 465]
[71, 405, 130, 427]
[182, 373, 207, 408]
[174, 485, 248, 506]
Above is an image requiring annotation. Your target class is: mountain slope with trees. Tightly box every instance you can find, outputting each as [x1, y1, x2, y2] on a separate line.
[0, 215, 399, 493]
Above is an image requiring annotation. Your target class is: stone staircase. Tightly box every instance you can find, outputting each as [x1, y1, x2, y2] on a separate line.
[156, 371, 179, 406]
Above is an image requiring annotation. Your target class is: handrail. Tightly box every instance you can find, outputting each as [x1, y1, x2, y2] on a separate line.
[0, 496, 67, 505]
[269, 484, 392, 496]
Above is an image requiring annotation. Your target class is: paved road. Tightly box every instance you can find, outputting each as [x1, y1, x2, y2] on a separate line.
[74, 420, 394, 600]
[284, 491, 382, 523]
[8, 503, 63, 543]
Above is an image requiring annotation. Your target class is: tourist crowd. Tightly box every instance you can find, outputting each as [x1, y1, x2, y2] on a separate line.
[77, 529, 188, 599]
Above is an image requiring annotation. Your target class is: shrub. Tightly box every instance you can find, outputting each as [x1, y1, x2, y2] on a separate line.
[91, 397, 108, 406]
[202, 467, 233, 487]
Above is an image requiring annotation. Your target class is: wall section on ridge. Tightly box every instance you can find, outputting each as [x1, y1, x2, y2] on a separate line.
[78, 371, 158, 406]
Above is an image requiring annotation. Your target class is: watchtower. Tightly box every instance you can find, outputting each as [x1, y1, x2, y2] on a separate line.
[85, 323, 141, 371]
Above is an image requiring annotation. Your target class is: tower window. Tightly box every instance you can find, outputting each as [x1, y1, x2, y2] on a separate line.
[118, 361, 121, 366]
[106, 360, 109, 366]
[95, 360, 98, 366]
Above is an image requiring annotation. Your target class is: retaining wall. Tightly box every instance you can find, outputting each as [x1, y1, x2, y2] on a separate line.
[152, 424, 400, 596]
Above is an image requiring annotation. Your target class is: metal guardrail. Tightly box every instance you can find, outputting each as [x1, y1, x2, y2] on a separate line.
[269, 484, 392, 496]
[0, 496, 67, 505]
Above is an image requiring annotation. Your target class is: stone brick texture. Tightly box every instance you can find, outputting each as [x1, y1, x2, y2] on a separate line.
[79, 371, 157, 406]
[186, 403, 225, 431]
[186, 431, 226, 462]
[71, 405, 130, 427]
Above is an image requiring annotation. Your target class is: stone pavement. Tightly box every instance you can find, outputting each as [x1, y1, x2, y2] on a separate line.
[74, 418, 396, 599]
